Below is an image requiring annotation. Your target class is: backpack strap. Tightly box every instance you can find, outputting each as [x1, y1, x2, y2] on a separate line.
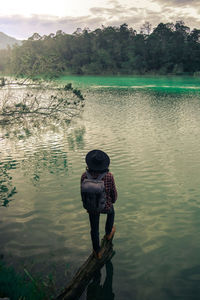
[86, 170, 93, 179]
[97, 172, 107, 180]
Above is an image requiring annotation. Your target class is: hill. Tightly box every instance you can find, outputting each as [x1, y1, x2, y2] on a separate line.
[0, 32, 21, 49]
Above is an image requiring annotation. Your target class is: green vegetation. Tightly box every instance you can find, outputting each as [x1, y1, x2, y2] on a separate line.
[0, 259, 56, 299]
[0, 21, 200, 76]
[0, 160, 17, 207]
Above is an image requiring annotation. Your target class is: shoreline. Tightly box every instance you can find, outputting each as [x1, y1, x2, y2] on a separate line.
[1, 72, 200, 79]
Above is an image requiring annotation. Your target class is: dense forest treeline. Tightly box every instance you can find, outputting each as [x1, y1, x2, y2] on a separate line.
[1, 21, 200, 77]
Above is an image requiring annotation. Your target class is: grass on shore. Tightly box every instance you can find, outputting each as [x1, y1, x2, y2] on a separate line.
[0, 259, 56, 300]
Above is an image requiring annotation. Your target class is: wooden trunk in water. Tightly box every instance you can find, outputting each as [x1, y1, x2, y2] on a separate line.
[55, 235, 114, 300]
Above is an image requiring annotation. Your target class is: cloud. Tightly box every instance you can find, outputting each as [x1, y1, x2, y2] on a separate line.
[155, 0, 198, 6]
[153, 4, 200, 28]
[0, 6, 144, 40]
[89, 0, 200, 32]
[0, 0, 200, 40]
[0, 14, 105, 39]
[90, 6, 122, 15]
[151, 0, 200, 26]
[90, 1, 140, 18]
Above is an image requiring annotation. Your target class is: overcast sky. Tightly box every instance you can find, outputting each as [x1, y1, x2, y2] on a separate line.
[1, 0, 200, 39]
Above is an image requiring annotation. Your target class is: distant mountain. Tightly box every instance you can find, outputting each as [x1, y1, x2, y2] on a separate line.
[0, 32, 22, 49]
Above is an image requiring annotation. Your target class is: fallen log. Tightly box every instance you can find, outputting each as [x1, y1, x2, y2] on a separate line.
[55, 235, 115, 300]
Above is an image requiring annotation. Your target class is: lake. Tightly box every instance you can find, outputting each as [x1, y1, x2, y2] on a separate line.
[1, 75, 200, 299]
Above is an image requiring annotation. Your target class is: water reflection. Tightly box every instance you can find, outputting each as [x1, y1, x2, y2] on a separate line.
[0, 117, 71, 141]
[1, 79, 200, 300]
[87, 260, 115, 300]
[21, 148, 69, 185]
[67, 127, 85, 151]
[0, 123, 86, 185]
[0, 160, 17, 207]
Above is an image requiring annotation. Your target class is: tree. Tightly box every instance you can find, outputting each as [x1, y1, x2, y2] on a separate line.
[28, 32, 42, 41]
[1, 21, 200, 76]
[140, 21, 152, 35]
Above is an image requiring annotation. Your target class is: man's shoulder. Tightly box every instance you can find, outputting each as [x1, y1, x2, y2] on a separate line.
[81, 171, 114, 180]
[105, 172, 114, 179]
[81, 171, 87, 181]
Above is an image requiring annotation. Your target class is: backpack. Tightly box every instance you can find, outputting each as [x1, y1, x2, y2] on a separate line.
[81, 171, 107, 213]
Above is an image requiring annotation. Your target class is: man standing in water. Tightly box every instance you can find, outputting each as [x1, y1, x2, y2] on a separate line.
[81, 150, 117, 259]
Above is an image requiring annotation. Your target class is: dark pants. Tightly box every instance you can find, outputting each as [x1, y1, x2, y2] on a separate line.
[89, 208, 115, 252]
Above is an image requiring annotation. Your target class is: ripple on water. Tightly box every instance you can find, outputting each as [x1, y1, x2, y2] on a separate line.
[1, 85, 200, 299]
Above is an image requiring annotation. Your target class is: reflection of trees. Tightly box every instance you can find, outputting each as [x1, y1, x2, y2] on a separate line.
[0, 161, 17, 207]
[0, 78, 86, 202]
[0, 123, 85, 206]
[19, 126, 85, 185]
[0, 78, 85, 140]
[67, 127, 85, 151]
[21, 148, 69, 185]
[87, 260, 115, 300]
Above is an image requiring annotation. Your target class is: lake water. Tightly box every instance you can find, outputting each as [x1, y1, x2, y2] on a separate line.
[1, 76, 200, 299]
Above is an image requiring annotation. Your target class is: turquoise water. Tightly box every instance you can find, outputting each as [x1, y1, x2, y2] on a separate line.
[1, 76, 200, 299]
[58, 75, 200, 91]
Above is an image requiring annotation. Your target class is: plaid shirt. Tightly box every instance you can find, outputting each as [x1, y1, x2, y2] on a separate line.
[81, 171, 117, 212]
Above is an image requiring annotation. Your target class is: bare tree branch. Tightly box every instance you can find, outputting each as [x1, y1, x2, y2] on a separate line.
[0, 77, 85, 139]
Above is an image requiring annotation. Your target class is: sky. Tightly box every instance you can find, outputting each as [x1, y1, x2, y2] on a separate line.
[0, 0, 200, 39]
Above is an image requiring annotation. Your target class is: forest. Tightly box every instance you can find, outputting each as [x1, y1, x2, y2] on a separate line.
[0, 20, 200, 77]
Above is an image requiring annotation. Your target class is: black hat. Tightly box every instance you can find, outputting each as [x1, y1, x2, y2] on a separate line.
[86, 149, 110, 171]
